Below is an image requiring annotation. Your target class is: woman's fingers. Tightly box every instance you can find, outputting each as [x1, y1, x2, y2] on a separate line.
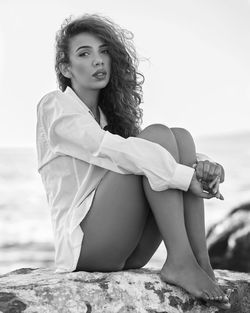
[195, 162, 203, 181]
[190, 173, 213, 198]
[212, 177, 220, 194]
[199, 176, 224, 200]
[203, 161, 211, 181]
[200, 191, 214, 199]
[211, 177, 224, 200]
[206, 162, 217, 181]
[212, 178, 224, 200]
[218, 193, 224, 200]
[193, 162, 225, 200]
[214, 163, 225, 183]
[196, 161, 221, 182]
[213, 165, 222, 182]
[209, 176, 219, 189]
[195, 161, 225, 184]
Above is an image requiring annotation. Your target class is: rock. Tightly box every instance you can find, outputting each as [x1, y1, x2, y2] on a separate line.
[207, 202, 250, 272]
[0, 267, 250, 312]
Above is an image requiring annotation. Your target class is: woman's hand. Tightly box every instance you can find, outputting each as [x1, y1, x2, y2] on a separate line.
[188, 172, 215, 199]
[192, 160, 225, 200]
[194, 160, 225, 183]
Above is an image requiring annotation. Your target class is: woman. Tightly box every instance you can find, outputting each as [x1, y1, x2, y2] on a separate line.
[36, 13, 230, 308]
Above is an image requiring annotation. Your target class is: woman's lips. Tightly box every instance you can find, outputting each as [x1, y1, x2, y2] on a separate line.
[92, 69, 107, 77]
[93, 72, 107, 79]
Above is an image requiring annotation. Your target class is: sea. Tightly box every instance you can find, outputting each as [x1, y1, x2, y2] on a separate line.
[0, 131, 249, 275]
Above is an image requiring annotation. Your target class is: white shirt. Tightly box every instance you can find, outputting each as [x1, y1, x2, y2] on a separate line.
[36, 86, 208, 273]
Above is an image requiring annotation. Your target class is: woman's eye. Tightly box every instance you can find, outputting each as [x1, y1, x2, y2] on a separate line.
[79, 52, 89, 57]
[101, 49, 109, 54]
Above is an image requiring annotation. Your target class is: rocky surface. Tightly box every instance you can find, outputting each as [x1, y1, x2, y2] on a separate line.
[207, 202, 250, 272]
[0, 267, 250, 313]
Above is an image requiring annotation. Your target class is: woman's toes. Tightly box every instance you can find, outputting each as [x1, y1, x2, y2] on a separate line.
[212, 290, 220, 300]
[201, 291, 210, 301]
[207, 292, 215, 301]
[214, 286, 226, 301]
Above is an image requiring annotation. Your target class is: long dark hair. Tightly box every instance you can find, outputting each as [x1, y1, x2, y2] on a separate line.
[55, 14, 144, 138]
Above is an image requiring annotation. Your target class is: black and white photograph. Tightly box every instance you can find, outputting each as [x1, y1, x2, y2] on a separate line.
[0, 0, 250, 311]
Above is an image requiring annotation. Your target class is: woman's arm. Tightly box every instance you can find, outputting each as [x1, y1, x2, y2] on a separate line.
[38, 91, 195, 193]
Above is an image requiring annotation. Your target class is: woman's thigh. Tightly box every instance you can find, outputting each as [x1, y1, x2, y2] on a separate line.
[76, 171, 151, 272]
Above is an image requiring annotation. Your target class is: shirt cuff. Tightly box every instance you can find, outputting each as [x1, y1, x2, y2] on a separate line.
[169, 164, 195, 191]
[196, 153, 215, 163]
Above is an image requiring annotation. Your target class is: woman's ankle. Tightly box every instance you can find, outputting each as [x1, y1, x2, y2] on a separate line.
[195, 252, 212, 266]
[163, 252, 199, 270]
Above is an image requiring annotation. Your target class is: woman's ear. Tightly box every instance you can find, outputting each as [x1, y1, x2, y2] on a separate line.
[59, 63, 72, 79]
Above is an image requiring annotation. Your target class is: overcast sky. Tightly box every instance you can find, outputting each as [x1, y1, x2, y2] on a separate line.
[0, 0, 250, 147]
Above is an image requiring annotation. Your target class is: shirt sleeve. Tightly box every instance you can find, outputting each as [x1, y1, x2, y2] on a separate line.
[38, 91, 194, 192]
[196, 153, 215, 163]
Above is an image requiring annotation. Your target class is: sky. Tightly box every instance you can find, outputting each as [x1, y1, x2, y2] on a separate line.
[0, 0, 250, 147]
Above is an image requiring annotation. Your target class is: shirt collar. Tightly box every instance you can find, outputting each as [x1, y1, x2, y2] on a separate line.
[64, 86, 108, 129]
[99, 106, 108, 129]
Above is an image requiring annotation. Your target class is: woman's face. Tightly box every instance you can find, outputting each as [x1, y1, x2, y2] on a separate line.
[66, 32, 111, 92]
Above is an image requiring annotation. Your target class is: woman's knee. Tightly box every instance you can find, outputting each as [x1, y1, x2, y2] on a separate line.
[171, 127, 193, 141]
[170, 127, 196, 166]
[138, 124, 179, 161]
[139, 124, 174, 142]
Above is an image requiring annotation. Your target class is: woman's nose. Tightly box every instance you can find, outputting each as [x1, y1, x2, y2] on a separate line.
[92, 55, 104, 66]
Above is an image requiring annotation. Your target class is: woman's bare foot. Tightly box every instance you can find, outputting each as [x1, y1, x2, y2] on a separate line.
[195, 259, 232, 309]
[160, 257, 230, 307]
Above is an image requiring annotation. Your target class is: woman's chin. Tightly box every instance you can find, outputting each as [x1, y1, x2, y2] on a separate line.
[93, 81, 109, 89]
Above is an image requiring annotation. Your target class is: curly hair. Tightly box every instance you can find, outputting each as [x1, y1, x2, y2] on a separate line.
[55, 14, 144, 138]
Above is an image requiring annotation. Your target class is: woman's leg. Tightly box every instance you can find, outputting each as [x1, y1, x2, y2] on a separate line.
[123, 127, 212, 278]
[127, 124, 226, 301]
[76, 124, 226, 302]
[171, 127, 215, 280]
[123, 209, 162, 270]
[76, 124, 165, 273]
[76, 171, 151, 272]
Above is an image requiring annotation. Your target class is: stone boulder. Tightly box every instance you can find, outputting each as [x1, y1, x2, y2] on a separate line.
[207, 202, 250, 272]
[0, 267, 250, 312]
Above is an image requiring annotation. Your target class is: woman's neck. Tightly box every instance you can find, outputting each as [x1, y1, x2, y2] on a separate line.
[72, 84, 100, 114]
